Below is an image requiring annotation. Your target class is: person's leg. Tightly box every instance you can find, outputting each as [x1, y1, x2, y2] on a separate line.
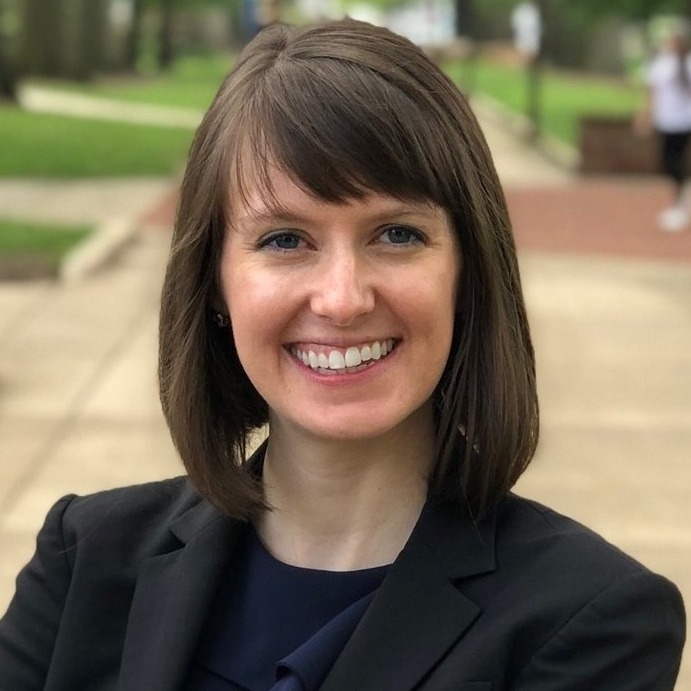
[661, 132, 687, 198]
[677, 131, 691, 203]
[658, 131, 691, 230]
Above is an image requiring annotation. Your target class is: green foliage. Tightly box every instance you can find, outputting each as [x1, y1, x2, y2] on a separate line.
[33, 53, 232, 109]
[449, 58, 644, 145]
[479, 0, 688, 23]
[0, 106, 193, 177]
[342, 0, 409, 9]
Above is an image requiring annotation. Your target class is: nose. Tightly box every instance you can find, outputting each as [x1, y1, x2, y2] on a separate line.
[309, 250, 375, 326]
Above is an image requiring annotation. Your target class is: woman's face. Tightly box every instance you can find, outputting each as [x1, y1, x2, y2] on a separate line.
[221, 167, 459, 442]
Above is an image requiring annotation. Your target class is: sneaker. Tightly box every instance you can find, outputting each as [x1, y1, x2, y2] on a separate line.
[658, 205, 688, 232]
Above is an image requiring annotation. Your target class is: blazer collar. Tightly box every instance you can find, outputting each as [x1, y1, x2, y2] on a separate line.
[117, 489, 243, 691]
[118, 443, 270, 690]
[117, 471, 496, 691]
[320, 499, 497, 691]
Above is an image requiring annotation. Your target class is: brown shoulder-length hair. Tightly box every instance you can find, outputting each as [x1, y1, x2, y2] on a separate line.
[159, 18, 538, 520]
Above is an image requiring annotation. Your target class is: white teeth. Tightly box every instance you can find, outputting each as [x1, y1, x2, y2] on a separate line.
[328, 350, 346, 369]
[293, 339, 396, 371]
[344, 347, 361, 367]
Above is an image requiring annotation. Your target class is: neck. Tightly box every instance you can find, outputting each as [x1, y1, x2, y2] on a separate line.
[255, 405, 435, 571]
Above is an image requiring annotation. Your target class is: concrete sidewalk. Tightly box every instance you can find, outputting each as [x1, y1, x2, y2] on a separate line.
[18, 84, 204, 128]
[0, 113, 689, 685]
[0, 177, 174, 226]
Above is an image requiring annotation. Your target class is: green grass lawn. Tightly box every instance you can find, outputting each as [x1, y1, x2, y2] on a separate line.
[448, 59, 645, 146]
[0, 106, 194, 177]
[30, 54, 232, 110]
[0, 219, 92, 277]
[3, 54, 226, 178]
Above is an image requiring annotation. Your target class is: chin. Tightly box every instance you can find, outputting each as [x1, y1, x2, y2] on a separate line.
[299, 421, 393, 442]
[289, 405, 430, 444]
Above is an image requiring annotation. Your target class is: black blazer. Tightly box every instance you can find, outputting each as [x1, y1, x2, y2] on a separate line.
[0, 477, 685, 691]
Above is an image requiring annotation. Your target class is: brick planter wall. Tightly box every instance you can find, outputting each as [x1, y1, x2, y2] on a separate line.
[579, 116, 660, 174]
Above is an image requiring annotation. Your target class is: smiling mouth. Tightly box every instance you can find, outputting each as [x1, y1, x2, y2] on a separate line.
[289, 339, 398, 375]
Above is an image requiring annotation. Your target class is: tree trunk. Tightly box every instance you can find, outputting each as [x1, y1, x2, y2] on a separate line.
[228, 0, 244, 50]
[158, 0, 175, 71]
[0, 26, 17, 101]
[18, 0, 108, 81]
[60, 0, 92, 81]
[454, 0, 474, 38]
[82, 0, 109, 73]
[19, 0, 65, 76]
[526, 0, 544, 139]
[125, 0, 145, 71]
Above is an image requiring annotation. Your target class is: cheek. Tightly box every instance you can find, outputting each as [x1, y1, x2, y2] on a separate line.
[224, 269, 294, 353]
[421, 262, 459, 360]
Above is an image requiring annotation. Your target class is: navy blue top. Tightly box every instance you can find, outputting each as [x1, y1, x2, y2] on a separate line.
[186, 525, 389, 691]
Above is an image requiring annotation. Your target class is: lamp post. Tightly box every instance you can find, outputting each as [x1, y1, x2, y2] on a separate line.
[511, 1, 543, 139]
[452, 0, 476, 94]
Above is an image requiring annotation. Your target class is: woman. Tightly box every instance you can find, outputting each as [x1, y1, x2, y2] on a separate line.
[0, 18, 685, 690]
[637, 24, 691, 232]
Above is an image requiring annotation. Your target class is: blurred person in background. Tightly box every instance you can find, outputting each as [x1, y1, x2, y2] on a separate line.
[0, 18, 685, 691]
[636, 21, 691, 232]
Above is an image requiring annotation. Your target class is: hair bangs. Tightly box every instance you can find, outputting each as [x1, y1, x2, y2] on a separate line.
[229, 56, 442, 214]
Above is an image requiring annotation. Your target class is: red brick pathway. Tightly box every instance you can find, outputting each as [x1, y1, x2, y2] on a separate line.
[507, 178, 691, 263]
[141, 187, 180, 230]
[143, 177, 691, 264]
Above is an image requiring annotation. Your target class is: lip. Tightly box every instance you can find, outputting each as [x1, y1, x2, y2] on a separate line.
[286, 336, 400, 349]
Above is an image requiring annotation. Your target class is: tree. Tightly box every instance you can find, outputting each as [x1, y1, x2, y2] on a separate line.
[158, 0, 175, 70]
[455, 0, 475, 38]
[19, 0, 64, 77]
[0, 29, 16, 100]
[154, 0, 267, 71]
[125, 0, 146, 71]
[0, 0, 17, 100]
[17, 0, 110, 80]
[69, 0, 109, 81]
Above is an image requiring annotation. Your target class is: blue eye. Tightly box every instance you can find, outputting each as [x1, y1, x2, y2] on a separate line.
[379, 225, 424, 246]
[260, 232, 304, 251]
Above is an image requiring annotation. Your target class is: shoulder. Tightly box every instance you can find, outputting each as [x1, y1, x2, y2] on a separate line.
[48, 477, 211, 562]
[490, 494, 684, 642]
[488, 496, 686, 686]
[496, 493, 654, 582]
[58, 476, 201, 525]
[482, 493, 685, 633]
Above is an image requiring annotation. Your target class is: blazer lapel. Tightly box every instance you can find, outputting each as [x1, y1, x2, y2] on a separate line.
[117, 499, 242, 691]
[320, 501, 497, 691]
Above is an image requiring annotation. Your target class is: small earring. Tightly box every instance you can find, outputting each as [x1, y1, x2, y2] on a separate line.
[213, 312, 229, 328]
